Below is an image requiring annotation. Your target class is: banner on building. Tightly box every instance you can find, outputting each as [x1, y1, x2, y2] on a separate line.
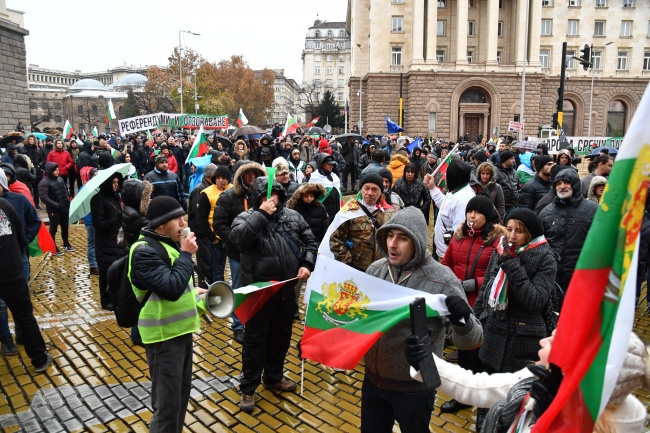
[544, 136, 624, 155]
[508, 121, 524, 132]
[118, 113, 164, 135]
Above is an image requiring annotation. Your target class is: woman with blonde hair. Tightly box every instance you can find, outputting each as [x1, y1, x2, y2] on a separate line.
[474, 162, 505, 223]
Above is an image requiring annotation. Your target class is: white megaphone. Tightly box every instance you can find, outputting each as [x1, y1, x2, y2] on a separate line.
[206, 281, 235, 318]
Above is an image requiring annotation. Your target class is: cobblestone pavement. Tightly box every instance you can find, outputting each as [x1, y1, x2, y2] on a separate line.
[0, 224, 648, 432]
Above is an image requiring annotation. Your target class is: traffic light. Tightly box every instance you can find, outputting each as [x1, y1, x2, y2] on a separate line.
[580, 44, 591, 71]
[552, 113, 559, 129]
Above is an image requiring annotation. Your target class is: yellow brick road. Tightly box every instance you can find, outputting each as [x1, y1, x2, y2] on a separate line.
[0, 225, 648, 432]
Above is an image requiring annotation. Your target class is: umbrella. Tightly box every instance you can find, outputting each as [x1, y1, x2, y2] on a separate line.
[69, 163, 132, 222]
[233, 125, 264, 136]
[333, 133, 363, 144]
[213, 134, 233, 148]
[589, 146, 618, 157]
[0, 132, 24, 147]
[512, 140, 540, 152]
[303, 126, 326, 136]
[31, 132, 48, 140]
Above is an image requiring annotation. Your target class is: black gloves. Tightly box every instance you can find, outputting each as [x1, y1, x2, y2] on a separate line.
[461, 279, 477, 293]
[498, 243, 518, 265]
[445, 295, 473, 326]
[528, 363, 563, 420]
[405, 334, 429, 370]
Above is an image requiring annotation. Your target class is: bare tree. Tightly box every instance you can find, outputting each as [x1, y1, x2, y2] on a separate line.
[297, 80, 332, 121]
[29, 99, 62, 131]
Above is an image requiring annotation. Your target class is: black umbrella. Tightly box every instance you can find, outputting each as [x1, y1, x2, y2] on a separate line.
[0, 132, 24, 147]
[304, 126, 326, 136]
[233, 125, 264, 136]
[213, 134, 233, 148]
[333, 133, 363, 144]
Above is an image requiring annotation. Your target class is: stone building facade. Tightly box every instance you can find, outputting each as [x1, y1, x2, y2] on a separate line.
[268, 69, 301, 126]
[347, 0, 650, 139]
[0, 4, 29, 134]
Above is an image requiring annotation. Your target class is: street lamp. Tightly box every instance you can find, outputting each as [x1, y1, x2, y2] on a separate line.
[178, 30, 200, 115]
[587, 42, 613, 136]
[518, 0, 530, 141]
[357, 43, 363, 136]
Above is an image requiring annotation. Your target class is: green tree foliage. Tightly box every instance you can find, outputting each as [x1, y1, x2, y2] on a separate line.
[316, 90, 344, 130]
[122, 90, 140, 118]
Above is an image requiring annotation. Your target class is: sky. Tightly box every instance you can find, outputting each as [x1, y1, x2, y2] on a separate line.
[7, 0, 348, 84]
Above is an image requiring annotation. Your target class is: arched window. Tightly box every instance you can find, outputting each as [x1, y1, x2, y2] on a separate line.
[459, 88, 487, 103]
[77, 105, 83, 115]
[91, 105, 98, 115]
[562, 100, 575, 136]
[315, 30, 321, 38]
[606, 100, 626, 136]
[327, 30, 333, 37]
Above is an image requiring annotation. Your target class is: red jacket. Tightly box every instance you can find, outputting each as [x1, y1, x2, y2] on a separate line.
[441, 223, 504, 306]
[46, 149, 74, 176]
[167, 154, 178, 174]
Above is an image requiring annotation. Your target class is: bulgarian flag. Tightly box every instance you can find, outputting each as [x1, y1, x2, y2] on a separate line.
[236, 108, 248, 127]
[63, 120, 74, 139]
[110, 148, 120, 158]
[232, 279, 294, 325]
[309, 170, 342, 215]
[532, 84, 650, 432]
[301, 256, 450, 370]
[185, 125, 208, 164]
[92, 126, 98, 137]
[307, 116, 321, 128]
[106, 99, 116, 123]
[281, 113, 299, 137]
[29, 223, 57, 257]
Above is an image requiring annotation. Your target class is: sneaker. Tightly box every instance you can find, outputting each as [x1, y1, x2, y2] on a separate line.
[34, 354, 53, 373]
[1, 338, 18, 356]
[262, 377, 297, 393]
[52, 251, 64, 257]
[63, 246, 75, 252]
[240, 393, 255, 413]
[233, 329, 245, 344]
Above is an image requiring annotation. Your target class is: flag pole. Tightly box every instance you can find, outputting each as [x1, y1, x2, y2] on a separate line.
[428, 143, 461, 178]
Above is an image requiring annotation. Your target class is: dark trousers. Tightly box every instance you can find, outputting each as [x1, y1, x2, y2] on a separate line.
[341, 163, 357, 189]
[361, 375, 435, 433]
[195, 237, 212, 289]
[210, 241, 227, 283]
[145, 333, 193, 433]
[0, 277, 48, 368]
[49, 211, 70, 250]
[68, 172, 79, 197]
[32, 177, 41, 206]
[239, 283, 296, 395]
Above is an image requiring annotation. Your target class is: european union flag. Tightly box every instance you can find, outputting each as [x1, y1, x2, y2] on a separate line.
[406, 137, 422, 153]
[386, 116, 405, 134]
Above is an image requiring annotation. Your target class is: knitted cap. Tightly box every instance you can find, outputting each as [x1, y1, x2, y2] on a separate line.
[473, 151, 488, 163]
[608, 333, 649, 406]
[378, 168, 393, 186]
[505, 208, 544, 238]
[466, 194, 498, 224]
[533, 155, 553, 173]
[360, 173, 384, 192]
[213, 165, 232, 182]
[155, 155, 168, 166]
[500, 150, 515, 163]
[147, 196, 185, 228]
[319, 138, 329, 149]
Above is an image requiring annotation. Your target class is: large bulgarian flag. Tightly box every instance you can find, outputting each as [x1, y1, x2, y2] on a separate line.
[301, 256, 450, 370]
[29, 223, 57, 257]
[185, 125, 208, 164]
[532, 84, 650, 432]
[106, 99, 116, 123]
[281, 113, 299, 137]
[232, 279, 294, 325]
[63, 120, 74, 139]
[236, 108, 248, 127]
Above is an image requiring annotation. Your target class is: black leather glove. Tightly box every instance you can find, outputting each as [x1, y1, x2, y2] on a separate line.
[462, 279, 477, 293]
[405, 334, 429, 370]
[498, 243, 518, 265]
[445, 295, 473, 326]
[528, 363, 563, 420]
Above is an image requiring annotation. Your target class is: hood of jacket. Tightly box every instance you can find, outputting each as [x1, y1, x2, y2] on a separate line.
[259, 134, 273, 146]
[286, 183, 327, 209]
[587, 175, 607, 201]
[12, 154, 28, 170]
[99, 172, 124, 195]
[232, 160, 266, 195]
[82, 140, 93, 153]
[250, 176, 287, 211]
[552, 167, 583, 203]
[0, 163, 16, 185]
[446, 159, 471, 191]
[234, 140, 249, 157]
[388, 153, 409, 170]
[122, 178, 152, 215]
[22, 133, 38, 146]
[376, 206, 429, 271]
[44, 161, 58, 177]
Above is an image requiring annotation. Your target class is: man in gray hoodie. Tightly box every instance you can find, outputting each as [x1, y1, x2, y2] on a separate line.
[363, 206, 482, 433]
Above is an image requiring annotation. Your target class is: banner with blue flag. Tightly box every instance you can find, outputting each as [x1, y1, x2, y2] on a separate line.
[386, 116, 405, 134]
[406, 137, 422, 153]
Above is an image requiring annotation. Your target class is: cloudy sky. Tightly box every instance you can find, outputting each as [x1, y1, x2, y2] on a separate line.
[8, 0, 348, 83]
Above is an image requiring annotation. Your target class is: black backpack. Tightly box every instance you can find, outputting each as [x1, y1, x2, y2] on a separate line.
[107, 237, 170, 328]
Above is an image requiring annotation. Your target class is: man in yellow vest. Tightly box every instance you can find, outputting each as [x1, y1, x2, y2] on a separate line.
[129, 196, 207, 433]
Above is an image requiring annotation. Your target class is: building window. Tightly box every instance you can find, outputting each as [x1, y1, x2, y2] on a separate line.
[621, 21, 632, 37]
[326, 66, 333, 74]
[392, 16, 404, 32]
[592, 50, 602, 69]
[391, 47, 403, 65]
[77, 105, 83, 115]
[540, 49, 550, 68]
[315, 31, 320, 38]
[338, 92, 344, 101]
[469, 0, 477, 7]
[607, 101, 626, 135]
[53, 102, 61, 109]
[497, 50, 502, 64]
[468, 21, 475, 36]
[327, 55, 333, 61]
[617, 51, 628, 70]
[498, 21, 503, 37]
[541, 19, 552, 35]
[338, 55, 345, 62]
[596, 0, 607, 6]
[567, 20, 579, 36]
[54, 115, 62, 123]
[393, 0, 404, 2]
[327, 30, 333, 37]
[566, 49, 576, 69]
[644, 51, 650, 71]
[314, 54, 321, 61]
[499, 0, 504, 8]
[594, 21, 605, 36]
[436, 50, 445, 62]
[325, 42, 334, 49]
[623, 0, 634, 6]
[338, 66, 344, 74]
[429, 113, 436, 132]
[338, 79, 344, 87]
[315, 41, 321, 49]
[467, 50, 474, 63]
[438, 0, 447, 7]
[569, 0, 580, 5]
[437, 20, 446, 36]
[315, 66, 321, 74]
[339, 30, 346, 37]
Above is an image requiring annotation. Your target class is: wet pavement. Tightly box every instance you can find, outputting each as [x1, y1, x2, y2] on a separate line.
[0, 224, 649, 432]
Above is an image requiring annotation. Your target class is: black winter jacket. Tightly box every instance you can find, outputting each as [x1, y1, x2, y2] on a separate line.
[143, 168, 186, 211]
[91, 175, 126, 265]
[539, 169, 598, 292]
[121, 179, 151, 247]
[286, 183, 330, 242]
[518, 173, 552, 211]
[19, 141, 44, 174]
[12, 155, 36, 188]
[38, 162, 69, 214]
[0, 197, 26, 282]
[230, 177, 318, 285]
[494, 163, 519, 208]
[392, 177, 431, 216]
[76, 141, 96, 171]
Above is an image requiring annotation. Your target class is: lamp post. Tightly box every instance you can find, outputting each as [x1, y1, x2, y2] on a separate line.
[587, 42, 613, 136]
[518, 0, 530, 141]
[178, 30, 200, 115]
[357, 43, 363, 136]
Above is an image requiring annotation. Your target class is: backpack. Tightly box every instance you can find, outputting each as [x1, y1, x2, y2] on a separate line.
[107, 237, 170, 328]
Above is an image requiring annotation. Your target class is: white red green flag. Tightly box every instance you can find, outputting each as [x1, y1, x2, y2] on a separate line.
[62, 120, 74, 139]
[533, 83, 650, 432]
[233, 279, 293, 325]
[236, 108, 248, 127]
[301, 256, 450, 370]
[281, 113, 299, 137]
[185, 125, 208, 164]
[106, 99, 116, 123]
[110, 148, 120, 158]
[307, 116, 321, 128]
[308, 170, 342, 218]
[92, 126, 98, 137]
[436, 151, 455, 189]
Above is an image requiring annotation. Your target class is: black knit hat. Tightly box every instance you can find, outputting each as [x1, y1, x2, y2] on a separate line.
[500, 150, 514, 164]
[473, 151, 488, 163]
[466, 195, 498, 224]
[155, 155, 168, 166]
[506, 208, 544, 238]
[360, 173, 384, 192]
[213, 165, 232, 182]
[147, 196, 185, 228]
[533, 154, 553, 173]
[446, 159, 471, 191]
[378, 168, 393, 187]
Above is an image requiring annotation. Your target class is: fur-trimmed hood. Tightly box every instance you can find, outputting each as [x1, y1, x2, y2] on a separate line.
[587, 175, 607, 202]
[232, 160, 266, 195]
[121, 179, 153, 215]
[286, 183, 327, 209]
[234, 139, 249, 158]
[454, 222, 506, 245]
[388, 153, 410, 169]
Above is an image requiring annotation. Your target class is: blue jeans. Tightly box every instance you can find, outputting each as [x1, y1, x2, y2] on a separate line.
[210, 241, 227, 283]
[86, 225, 97, 268]
[229, 258, 243, 331]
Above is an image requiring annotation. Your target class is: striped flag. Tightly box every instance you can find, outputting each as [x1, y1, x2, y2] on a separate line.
[236, 108, 248, 127]
[62, 120, 74, 139]
[281, 113, 299, 137]
[436, 151, 455, 189]
[29, 223, 57, 257]
[307, 116, 321, 128]
[185, 125, 208, 164]
[106, 99, 116, 123]
[92, 126, 98, 137]
[233, 280, 291, 325]
[301, 256, 450, 370]
[532, 83, 650, 432]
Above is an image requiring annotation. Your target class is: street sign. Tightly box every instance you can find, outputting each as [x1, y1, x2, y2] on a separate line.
[359, 121, 364, 128]
[323, 124, 332, 133]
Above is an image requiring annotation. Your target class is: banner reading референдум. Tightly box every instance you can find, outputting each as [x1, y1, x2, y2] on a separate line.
[118, 113, 229, 135]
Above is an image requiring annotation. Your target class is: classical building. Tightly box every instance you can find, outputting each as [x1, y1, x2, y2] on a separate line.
[268, 69, 302, 127]
[347, 0, 650, 140]
[0, 1, 29, 134]
[302, 19, 352, 122]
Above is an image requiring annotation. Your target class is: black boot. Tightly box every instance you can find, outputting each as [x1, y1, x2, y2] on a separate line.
[440, 399, 471, 414]
[476, 408, 488, 432]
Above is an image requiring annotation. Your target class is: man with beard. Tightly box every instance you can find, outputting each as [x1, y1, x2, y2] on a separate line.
[46, 139, 74, 192]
